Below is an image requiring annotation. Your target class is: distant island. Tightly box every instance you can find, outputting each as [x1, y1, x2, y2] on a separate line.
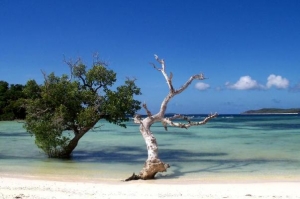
[242, 108, 300, 114]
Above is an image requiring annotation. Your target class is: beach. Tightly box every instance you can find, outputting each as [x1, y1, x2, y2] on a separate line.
[1, 116, 300, 198]
[1, 177, 300, 199]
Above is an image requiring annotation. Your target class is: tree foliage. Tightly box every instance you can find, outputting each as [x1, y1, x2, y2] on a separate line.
[24, 59, 141, 158]
[0, 81, 26, 120]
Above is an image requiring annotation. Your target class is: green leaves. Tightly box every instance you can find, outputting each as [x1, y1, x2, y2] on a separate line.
[86, 65, 117, 89]
[25, 111, 71, 157]
[100, 79, 141, 127]
[23, 80, 41, 99]
[0, 81, 26, 120]
[24, 57, 141, 158]
[72, 62, 117, 93]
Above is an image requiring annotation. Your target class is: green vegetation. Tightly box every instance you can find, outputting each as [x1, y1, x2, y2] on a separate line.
[23, 59, 141, 158]
[243, 108, 300, 114]
[0, 81, 26, 120]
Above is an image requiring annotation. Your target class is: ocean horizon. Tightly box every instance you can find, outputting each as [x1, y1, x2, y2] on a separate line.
[1, 114, 299, 182]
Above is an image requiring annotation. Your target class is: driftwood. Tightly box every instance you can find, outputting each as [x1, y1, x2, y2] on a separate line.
[125, 55, 217, 181]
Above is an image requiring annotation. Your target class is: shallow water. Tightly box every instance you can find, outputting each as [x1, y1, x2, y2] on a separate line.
[0, 115, 300, 182]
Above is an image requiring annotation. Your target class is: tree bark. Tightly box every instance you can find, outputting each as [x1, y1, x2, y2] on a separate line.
[137, 117, 170, 179]
[58, 127, 89, 158]
[58, 122, 98, 158]
[59, 135, 82, 158]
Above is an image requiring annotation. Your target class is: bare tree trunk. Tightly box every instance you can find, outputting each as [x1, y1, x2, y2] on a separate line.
[125, 55, 217, 181]
[137, 118, 170, 179]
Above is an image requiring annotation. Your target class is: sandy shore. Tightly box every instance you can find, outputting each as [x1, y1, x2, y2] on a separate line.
[1, 177, 300, 199]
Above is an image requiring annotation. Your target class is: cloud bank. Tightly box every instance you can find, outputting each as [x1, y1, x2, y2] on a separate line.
[226, 74, 289, 90]
[225, 76, 263, 90]
[266, 74, 289, 89]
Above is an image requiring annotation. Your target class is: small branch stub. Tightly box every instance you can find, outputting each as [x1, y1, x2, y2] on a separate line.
[143, 103, 152, 117]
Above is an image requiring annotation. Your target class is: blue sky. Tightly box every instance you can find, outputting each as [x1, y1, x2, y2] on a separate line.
[1, 0, 300, 114]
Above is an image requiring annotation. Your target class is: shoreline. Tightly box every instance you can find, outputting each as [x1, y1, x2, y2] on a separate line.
[2, 171, 300, 184]
[1, 177, 300, 199]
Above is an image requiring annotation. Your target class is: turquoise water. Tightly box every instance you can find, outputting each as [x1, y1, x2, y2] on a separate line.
[0, 115, 300, 182]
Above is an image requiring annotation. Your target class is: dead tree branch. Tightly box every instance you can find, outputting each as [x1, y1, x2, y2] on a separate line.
[162, 113, 218, 129]
[142, 103, 152, 117]
[92, 52, 109, 67]
[153, 54, 174, 92]
[151, 54, 209, 117]
[63, 56, 82, 82]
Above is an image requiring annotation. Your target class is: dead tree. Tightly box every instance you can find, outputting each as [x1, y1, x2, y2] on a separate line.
[125, 55, 217, 181]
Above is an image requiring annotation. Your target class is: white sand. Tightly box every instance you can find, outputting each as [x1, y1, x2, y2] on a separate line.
[1, 177, 300, 199]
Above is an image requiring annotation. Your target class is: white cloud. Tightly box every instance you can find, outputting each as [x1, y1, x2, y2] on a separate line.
[195, 82, 210, 90]
[225, 76, 263, 90]
[266, 74, 289, 89]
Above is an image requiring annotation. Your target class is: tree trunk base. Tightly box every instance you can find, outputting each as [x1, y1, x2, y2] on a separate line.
[124, 160, 170, 181]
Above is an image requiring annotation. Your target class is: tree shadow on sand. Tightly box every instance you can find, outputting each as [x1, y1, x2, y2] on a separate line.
[157, 158, 298, 179]
[72, 147, 228, 164]
[71, 146, 298, 179]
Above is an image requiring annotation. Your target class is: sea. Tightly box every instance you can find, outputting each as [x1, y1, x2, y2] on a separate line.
[0, 114, 299, 183]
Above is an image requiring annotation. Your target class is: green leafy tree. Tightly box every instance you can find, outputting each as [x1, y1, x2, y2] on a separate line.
[24, 59, 141, 158]
[5, 84, 26, 119]
[23, 79, 41, 100]
[0, 81, 26, 120]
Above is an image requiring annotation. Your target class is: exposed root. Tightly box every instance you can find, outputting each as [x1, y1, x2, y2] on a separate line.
[124, 160, 170, 181]
[124, 173, 141, 181]
[139, 160, 170, 180]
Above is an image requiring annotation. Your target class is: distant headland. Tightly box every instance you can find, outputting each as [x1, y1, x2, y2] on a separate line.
[242, 108, 300, 114]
